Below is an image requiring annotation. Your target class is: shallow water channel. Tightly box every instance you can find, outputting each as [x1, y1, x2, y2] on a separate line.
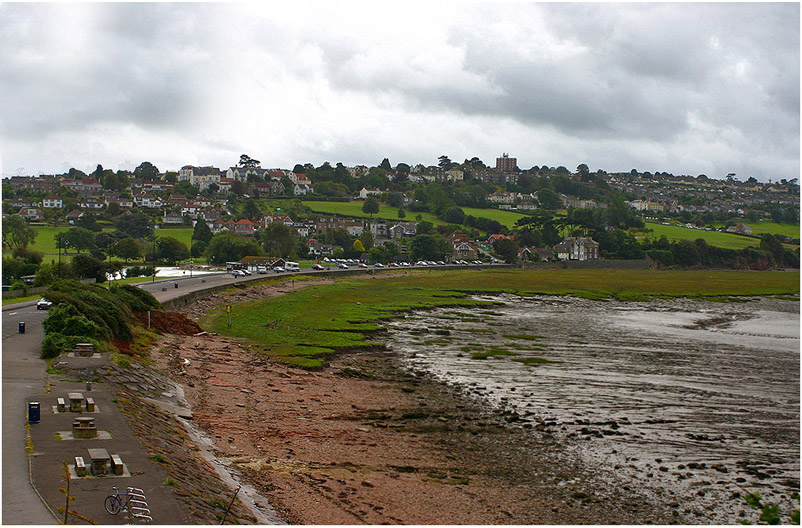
[384, 295, 800, 523]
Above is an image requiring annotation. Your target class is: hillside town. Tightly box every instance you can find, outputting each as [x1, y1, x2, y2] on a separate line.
[3, 153, 799, 290]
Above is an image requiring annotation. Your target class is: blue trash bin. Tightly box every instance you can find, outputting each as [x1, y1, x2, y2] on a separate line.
[28, 402, 40, 424]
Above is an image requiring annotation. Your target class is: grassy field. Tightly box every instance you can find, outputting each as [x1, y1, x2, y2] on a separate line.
[20, 225, 206, 264]
[301, 200, 528, 228]
[202, 269, 799, 368]
[712, 221, 800, 239]
[642, 222, 767, 250]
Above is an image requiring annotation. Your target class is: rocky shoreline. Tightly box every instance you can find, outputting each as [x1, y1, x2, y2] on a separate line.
[138, 278, 682, 524]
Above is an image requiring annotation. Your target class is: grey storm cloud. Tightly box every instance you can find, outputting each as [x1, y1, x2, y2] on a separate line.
[0, 3, 212, 139]
[0, 2, 798, 180]
[319, 3, 798, 146]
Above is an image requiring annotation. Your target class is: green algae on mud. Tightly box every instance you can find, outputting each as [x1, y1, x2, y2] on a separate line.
[200, 269, 799, 368]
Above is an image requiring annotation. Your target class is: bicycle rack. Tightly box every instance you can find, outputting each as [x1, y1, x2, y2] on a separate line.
[124, 488, 151, 524]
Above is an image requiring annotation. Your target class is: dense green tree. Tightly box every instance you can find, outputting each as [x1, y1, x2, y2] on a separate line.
[2, 215, 36, 249]
[205, 233, 261, 264]
[173, 180, 199, 198]
[65, 227, 96, 253]
[410, 234, 439, 261]
[190, 240, 207, 258]
[231, 180, 246, 196]
[193, 219, 213, 243]
[362, 197, 380, 217]
[115, 210, 153, 239]
[156, 236, 190, 265]
[33, 261, 73, 286]
[442, 206, 465, 224]
[760, 234, 785, 266]
[76, 213, 102, 233]
[595, 230, 643, 260]
[359, 230, 374, 250]
[537, 188, 563, 209]
[134, 161, 160, 181]
[416, 220, 434, 235]
[379, 158, 392, 172]
[106, 201, 122, 218]
[71, 254, 107, 282]
[260, 222, 298, 258]
[242, 199, 261, 220]
[494, 238, 520, 264]
[111, 237, 142, 262]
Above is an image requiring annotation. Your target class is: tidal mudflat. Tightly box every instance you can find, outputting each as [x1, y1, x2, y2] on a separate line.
[385, 295, 800, 524]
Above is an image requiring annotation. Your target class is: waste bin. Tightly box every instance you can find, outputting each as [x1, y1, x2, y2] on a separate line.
[174, 282, 178, 288]
[28, 402, 40, 424]
[18, 321, 25, 334]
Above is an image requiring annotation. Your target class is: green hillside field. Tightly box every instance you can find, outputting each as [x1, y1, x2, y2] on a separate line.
[712, 221, 800, 239]
[642, 222, 785, 250]
[301, 200, 528, 228]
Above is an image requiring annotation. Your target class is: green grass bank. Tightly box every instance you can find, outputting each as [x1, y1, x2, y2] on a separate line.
[201, 269, 799, 368]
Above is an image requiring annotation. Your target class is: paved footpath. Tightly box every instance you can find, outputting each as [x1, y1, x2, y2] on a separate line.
[1, 276, 273, 525]
[2, 303, 60, 524]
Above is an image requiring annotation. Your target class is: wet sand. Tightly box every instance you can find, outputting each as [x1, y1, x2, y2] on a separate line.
[152, 280, 677, 524]
[387, 295, 800, 524]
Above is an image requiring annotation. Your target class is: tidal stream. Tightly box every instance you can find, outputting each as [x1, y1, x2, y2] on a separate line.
[384, 295, 800, 523]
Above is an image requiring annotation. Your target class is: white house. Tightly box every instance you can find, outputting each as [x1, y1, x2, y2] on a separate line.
[42, 195, 63, 209]
[554, 237, 600, 261]
[358, 187, 382, 200]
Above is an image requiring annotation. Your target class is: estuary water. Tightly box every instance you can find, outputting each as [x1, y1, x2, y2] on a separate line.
[384, 295, 800, 523]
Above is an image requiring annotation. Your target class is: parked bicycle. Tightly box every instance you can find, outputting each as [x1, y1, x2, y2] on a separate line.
[104, 486, 145, 515]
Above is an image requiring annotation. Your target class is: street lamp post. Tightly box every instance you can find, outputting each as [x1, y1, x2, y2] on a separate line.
[152, 235, 156, 283]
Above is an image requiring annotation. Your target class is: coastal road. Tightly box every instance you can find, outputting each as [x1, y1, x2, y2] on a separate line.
[2, 302, 60, 524]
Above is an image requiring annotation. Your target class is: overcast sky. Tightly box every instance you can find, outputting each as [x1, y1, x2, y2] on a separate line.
[1, 2, 798, 182]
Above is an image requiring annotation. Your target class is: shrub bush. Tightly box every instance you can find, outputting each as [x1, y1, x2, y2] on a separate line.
[40, 333, 80, 359]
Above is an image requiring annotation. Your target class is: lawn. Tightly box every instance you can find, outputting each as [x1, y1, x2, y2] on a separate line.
[22, 225, 206, 264]
[202, 269, 799, 368]
[642, 222, 765, 250]
[301, 200, 528, 228]
[712, 221, 800, 239]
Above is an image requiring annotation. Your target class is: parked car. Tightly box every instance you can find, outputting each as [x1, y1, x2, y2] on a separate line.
[36, 298, 52, 310]
[312, 264, 325, 270]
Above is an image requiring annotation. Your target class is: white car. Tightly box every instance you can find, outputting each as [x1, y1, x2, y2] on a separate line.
[36, 298, 53, 310]
[312, 264, 325, 270]
[232, 269, 246, 277]
[273, 267, 285, 273]
[374, 263, 384, 267]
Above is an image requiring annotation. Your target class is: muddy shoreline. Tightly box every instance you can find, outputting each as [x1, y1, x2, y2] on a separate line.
[146, 278, 685, 524]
